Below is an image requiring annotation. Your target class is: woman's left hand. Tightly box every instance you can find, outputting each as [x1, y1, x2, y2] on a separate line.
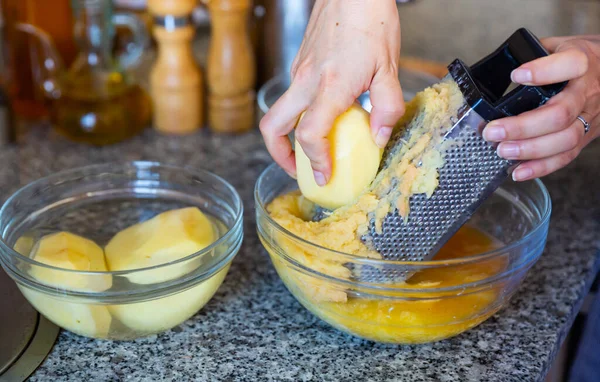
[482, 35, 600, 181]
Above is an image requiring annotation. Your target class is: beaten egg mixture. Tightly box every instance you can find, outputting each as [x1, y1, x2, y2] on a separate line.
[265, 80, 508, 343]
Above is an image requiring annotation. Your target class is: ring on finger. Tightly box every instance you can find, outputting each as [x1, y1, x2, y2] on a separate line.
[576, 115, 590, 134]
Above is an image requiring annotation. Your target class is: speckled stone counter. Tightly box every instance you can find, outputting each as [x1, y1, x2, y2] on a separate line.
[2, 123, 597, 382]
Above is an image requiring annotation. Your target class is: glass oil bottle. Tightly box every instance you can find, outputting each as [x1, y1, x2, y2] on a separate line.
[17, 0, 151, 145]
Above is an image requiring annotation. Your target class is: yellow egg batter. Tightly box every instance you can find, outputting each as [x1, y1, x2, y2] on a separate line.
[265, 191, 507, 343]
[265, 80, 509, 343]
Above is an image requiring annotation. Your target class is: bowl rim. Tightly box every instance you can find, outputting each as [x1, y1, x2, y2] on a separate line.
[257, 68, 441, 116]
[255, 163, 552, 267]
[0, 161, 244, 278]
[257, 73, 287, 116]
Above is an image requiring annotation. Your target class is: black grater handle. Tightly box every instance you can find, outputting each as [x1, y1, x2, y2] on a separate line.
[448, 28, 568, 121]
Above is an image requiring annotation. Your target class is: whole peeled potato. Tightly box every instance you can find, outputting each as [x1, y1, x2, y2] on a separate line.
[295, 103, 384, 210]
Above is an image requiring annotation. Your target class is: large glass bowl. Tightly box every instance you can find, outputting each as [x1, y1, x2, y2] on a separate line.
[255, 164, 551, 344]
[257, 68, 440, 119]
[0, 162, 243, 340]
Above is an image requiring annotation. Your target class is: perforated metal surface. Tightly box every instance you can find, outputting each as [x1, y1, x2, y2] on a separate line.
[308, 98, 515, 282]
[359, 104, 514, 281]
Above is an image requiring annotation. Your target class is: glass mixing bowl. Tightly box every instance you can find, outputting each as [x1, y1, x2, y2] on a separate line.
[255, 164, 551, 344]
[257, 68, 440, 119]
[0, 162, 243, 340]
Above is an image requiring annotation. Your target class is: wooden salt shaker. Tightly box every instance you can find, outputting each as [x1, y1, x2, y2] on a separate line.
[206, 0, 256, 133]
[148, 0, 202, 134]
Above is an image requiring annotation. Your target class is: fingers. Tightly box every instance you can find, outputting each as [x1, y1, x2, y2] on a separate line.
[541, 35, 600, 52]
[494, 36, 598, 181]
[511, 47, 588, 86]
[259, 84, 311, 177]
[511, 147, 580, 181]
[485, 72, 587, 166]
[295, 91, 355, 185]
[369, 68, 405, 148]
[504, 113, 589, 182]
[540, 36, 572, 52]
[496, 119, 585, 160]
[483, 83, 585, 142]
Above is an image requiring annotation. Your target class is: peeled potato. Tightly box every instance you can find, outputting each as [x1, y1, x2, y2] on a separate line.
[28, 231, 112, 292]
[13, 235, 35, 257]
[105, 207, 222, 332]
[295, 103, 383, 210]
[109, 265, 229, 333]
[20, 287, 112, 338]
[19, 232, 112, 338]
[105, 207, 217, 285]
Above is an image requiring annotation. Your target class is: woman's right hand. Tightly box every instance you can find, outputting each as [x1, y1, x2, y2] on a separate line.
[259, 0, 404, 186]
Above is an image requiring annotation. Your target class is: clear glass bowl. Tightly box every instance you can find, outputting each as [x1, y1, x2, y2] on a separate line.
[0, 162, 243, 340]
[255, 164, 551, 344]
[257, 68, 440, 119]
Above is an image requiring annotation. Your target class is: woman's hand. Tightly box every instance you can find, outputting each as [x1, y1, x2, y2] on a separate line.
[483, 35, 600, 181]
[259, 0, 404, 185]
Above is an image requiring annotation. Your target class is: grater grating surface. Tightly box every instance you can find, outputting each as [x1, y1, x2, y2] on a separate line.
[357, 28, 567, 282]
[312, 29, 567, 283]
[364, 94, 514, 260]
[356, 99, 514, 282]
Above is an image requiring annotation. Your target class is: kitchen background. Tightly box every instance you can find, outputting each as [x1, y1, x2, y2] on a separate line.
[0, 0, 599, 381]
[399, 0, 600, 64]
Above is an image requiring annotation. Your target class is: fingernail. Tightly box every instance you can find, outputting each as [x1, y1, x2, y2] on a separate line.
[511, 68, 533, 84]
[512, 167, 533, 181]
[498, 143, 520, 159]
[483, 123, 506, 141]
[375, 126, 393, 148]
[313, 170, 326, 186]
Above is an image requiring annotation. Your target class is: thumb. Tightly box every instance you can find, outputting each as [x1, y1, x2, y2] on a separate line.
[369, 69, 405, 148]
[510, 43, 588, 86]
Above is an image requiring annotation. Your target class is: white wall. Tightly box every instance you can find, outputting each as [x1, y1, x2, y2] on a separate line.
[398, 0, 600, 65]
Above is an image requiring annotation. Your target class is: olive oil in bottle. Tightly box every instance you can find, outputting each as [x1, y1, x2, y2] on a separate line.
[50, 71, 151, 146]
[18, 0, 151, 145]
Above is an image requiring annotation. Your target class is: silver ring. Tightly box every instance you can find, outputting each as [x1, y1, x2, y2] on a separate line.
[577, 115, 590, 134]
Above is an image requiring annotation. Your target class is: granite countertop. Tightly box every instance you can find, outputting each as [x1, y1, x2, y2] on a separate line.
[2, 124, 597, 382]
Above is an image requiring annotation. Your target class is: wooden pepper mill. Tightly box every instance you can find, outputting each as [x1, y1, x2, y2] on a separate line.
[206, 0, 256, 133]
[148, 0, 202, 134]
